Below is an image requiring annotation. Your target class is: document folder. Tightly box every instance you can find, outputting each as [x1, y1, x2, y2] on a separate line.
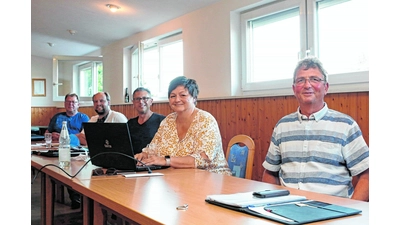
[205, 191, 362, 224]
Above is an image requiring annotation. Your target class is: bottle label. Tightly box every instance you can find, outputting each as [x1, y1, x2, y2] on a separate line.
[59, 146, 71, 166]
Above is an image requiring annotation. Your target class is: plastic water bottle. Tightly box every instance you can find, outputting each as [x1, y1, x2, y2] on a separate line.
[59, 121, 71, 168]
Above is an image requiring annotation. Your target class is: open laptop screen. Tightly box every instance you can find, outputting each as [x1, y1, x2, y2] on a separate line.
[83, 122, 137, 170]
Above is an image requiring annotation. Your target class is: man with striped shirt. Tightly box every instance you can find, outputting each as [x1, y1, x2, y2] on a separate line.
[262, 57, 369, 201]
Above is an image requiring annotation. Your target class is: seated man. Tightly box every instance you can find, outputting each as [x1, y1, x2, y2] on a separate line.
[127, 87, 165, 154]
[77, 92, 127, 146]
[46, 93, 89, 209]
[104, 87, 165, 224]
[262, 57, 369, 201]
[47, 93, 89, 146]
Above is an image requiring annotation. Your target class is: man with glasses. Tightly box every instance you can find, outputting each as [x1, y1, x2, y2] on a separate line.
[77, 92, 127, 145]
[261, 57, 369, 201]
[45, 93, 90, 209]
[127, 87, 166, 155]
[46, 93, 89, 147]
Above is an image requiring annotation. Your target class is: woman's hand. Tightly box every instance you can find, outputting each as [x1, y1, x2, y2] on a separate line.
[134, 152, 149, 165]
[140, 155, 167, 166]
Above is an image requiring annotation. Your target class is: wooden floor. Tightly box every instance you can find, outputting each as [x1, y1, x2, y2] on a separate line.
[31, 171, 83, 225]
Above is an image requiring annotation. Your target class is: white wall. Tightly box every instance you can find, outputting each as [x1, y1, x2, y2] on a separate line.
[31, 56, 55, 106]
[29, 0, 286, 106]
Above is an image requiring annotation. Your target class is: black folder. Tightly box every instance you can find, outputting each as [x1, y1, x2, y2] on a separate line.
[205, 192, 362, 224]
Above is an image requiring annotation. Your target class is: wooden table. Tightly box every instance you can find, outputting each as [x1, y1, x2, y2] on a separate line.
[31, 155, 97, 225]
[31, 155, 369, 225]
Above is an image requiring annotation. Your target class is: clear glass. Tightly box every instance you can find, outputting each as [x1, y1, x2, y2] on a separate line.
[317, 0, 368, 74]
[142, 46, 160, 96]
[250, 8, 300, 82]
[159, 41, 183, 96]
[79, 65, 93, 96]
[44, 133, 52, 148]
[77, 62, 103, 97]
[96, 63, 103, 92]
[141, 39, 183, 99]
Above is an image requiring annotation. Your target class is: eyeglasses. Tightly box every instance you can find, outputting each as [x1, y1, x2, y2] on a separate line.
[65, 101, 78, 104]
[92, 168, 118, 176]
[294, 76, 325, 86]
[132, 97, 151, 102]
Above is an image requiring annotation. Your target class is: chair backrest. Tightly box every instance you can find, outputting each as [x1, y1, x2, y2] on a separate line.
[226, 134, 255, 180]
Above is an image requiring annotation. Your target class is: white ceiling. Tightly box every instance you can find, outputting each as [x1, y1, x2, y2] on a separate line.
[31, 0, 221, 59]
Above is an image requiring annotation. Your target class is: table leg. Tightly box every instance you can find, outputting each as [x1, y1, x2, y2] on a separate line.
[45, 174, 54, 225]
[93, 201, 103, 225]
[82, 195, 93, 225]
[40, 172, 46, 225]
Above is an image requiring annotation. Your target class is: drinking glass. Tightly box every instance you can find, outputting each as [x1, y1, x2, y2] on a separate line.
[44, 133, 52, 148]
[145, 143, 158, 157]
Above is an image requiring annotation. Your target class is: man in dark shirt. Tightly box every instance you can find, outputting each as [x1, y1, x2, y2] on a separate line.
[127, 87, 165, 154]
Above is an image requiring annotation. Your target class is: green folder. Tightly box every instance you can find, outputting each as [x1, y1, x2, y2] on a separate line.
[205, 193, 362, 225]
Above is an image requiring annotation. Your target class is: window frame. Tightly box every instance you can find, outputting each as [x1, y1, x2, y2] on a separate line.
[52, 55, 103, 102]
[240, 0, 369, 97]
[77, 61, 103, 98]
[130, 31, 183, 101]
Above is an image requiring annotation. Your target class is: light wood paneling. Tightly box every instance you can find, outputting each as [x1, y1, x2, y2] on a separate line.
[31, 107, 58, 126]
[32, 92, 369, 181]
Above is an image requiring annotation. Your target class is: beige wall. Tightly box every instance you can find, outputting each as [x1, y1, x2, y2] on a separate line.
[31, 0, 368, 108]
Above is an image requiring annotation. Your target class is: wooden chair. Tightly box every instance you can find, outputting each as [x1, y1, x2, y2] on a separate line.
[226, 134, 255, 180]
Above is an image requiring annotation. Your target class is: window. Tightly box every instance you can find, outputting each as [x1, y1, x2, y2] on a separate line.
[52, 56, 103, 102]
[78, 62, 103, 97]
[131, 32, 183, 99]
[316, 0, 368, 74]
[248, 7, 300, 83]
[142, 45, 160, 95]
[241, 0, 368, 95]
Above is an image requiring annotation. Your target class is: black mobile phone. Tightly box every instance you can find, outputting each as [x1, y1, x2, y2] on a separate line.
[252, 189, 290, 198]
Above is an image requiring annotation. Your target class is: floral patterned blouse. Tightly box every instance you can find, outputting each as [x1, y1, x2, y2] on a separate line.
[146, 109, 231, 175]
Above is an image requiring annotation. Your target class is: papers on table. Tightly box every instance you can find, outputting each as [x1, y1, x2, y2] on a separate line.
[119, 172, 164, 178]
[206, 191, 306, 207]
[32, 143, 46, 147]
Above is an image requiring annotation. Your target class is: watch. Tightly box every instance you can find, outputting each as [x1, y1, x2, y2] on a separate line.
[165, 155, 171, 166]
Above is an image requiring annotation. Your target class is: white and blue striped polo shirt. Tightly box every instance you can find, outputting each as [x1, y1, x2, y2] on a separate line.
[263, 104, 369, 198]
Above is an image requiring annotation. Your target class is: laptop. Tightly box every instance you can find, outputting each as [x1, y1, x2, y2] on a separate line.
[31, 134, 45, 141]
[32, 147, 87, 157]
[83, 122, 168, 172]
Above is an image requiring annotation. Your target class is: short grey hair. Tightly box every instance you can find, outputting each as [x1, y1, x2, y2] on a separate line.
[293, 56, 328, 83]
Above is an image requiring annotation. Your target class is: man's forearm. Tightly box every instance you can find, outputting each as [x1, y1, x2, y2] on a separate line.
[262, 169, 280, 185]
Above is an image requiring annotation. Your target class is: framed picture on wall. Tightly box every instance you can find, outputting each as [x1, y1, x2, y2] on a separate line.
[32, 78, 46, 97]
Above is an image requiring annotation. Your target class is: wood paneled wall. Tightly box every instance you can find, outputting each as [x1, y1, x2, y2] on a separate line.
[31, 107, 59, 126]
[31, 92, 369, 181]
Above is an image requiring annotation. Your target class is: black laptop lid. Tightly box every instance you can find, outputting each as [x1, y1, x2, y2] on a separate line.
[83, 122, 137, 170]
